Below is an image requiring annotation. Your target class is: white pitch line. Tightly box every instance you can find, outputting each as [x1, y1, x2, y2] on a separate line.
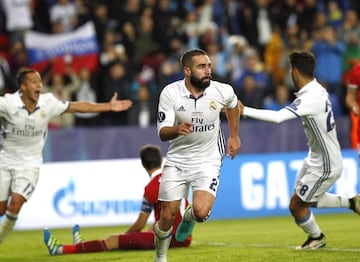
[192, 241, 360, 252]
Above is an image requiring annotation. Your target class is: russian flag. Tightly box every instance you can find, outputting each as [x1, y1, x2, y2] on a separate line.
[24, 22, 99, 74]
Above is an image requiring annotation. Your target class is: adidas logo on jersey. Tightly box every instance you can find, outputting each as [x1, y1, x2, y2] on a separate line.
[177, 106, 185, 111]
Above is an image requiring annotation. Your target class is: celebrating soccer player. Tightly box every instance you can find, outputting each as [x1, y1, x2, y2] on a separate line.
[0, 68, 132, 244]
[240, 50, 360, 249]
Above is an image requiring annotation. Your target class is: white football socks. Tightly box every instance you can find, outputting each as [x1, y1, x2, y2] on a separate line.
[0, 211, 18, 243]
[316, 193, 349, 208]
[154, 222, 172, 262]
[296, 211, 321, 238]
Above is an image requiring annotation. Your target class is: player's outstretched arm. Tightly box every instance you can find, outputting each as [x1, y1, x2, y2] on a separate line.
[243, 106, 297, 123]
[67, 92, 132, 113]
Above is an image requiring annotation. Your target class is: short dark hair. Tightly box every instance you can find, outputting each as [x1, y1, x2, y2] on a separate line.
[140, 144, 162, 170]
[289, 51, 316, 78]
[180, 48, 207, 67]
[16, 68, 37, 88]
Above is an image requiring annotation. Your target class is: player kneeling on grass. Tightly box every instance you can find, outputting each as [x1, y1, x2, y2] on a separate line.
[43, 144, 191, 255]
[239, 50, 360, 250]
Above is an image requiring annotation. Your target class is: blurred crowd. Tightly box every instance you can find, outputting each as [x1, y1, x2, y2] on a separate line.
[0, 0, 360, 128]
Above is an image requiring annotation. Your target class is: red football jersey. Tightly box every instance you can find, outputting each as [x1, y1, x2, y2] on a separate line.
[347, 63, 360, 145]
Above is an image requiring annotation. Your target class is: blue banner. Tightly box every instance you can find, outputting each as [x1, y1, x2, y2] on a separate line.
[212, 150, 359, 219]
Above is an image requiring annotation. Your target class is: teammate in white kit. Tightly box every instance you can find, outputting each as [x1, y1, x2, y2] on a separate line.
[0, 68, 132, 244]
[240, 51, 360, 249]
[154, 49, 241, 261]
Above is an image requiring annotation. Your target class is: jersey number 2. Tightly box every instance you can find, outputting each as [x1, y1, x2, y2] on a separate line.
[209, 178, 218, 192]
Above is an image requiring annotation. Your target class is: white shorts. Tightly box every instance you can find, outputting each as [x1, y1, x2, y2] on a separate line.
[294, 163, 342, 203]
[158, 164, 220, 201]
[0, 168, 40, 201]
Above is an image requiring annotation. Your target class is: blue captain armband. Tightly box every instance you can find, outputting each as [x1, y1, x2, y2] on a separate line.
[141, 197, 153, 213]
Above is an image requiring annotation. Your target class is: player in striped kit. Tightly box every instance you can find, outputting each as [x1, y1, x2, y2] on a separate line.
[240, 51, 360, 249]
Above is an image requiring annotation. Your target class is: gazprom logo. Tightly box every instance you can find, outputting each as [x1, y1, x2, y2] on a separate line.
[53, 178, 141, 218]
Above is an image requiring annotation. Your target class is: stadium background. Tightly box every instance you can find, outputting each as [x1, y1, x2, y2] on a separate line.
[0, 1, 360, 229]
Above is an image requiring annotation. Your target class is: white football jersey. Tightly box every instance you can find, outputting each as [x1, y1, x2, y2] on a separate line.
[157, 79, 238, 167]
[243, 79, 343, 170]
[0, 91, 69, 169]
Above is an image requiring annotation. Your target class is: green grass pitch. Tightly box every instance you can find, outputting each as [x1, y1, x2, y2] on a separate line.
[0, 212, 359, 261]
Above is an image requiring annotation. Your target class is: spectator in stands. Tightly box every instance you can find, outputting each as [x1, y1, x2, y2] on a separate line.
[99, 32, 128, 67]
[1, 0, 33, 44]
[264, 84, 291, 111]
[179, 9, 199, 49]
[153, 0, 177, 53]
[133, 12, 159, 70]
[117, 0, 142, 30]
[0, 2, 6, 34]
[227, 35, 249, 85]
[297, 0, 319, 39]
[338, 9, 360, 43]
[236, 74, 265, 109]
[195, 0, 216, 35]
[264, 26, 286, 86]
[237, 0, 274, 60]
[157, 55, 182, 91]
[43, 144, 191, 255]
[196, 21, 219, 53]
[275, 0, 298, 38]
[120, 21, 137, 63]
[49, 0, 78, 33]
[252, 0, 274, 60]
[98, 61, 132, 126]
[128, 65, 158, 128]
[340, 11, 360, 77]
[206, 40, 232, 83]
[90, 3, 115, 47]
[0, 56, 16, 94]
[73, 67, 100, 127]
[42, 66, 80, 128]
[8, 40, 29, 74]
[310, 25, 345, 112]
[235, 47, 271, 95]
[212, 0, 241, 35]
[0, 68, 132, 245]
[342, 33, 360, 74]
[326, 0, 344, 28]
[128, 85, 153, 128]
[74, 0, 91, 27]
[31, 0, 51, 33]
